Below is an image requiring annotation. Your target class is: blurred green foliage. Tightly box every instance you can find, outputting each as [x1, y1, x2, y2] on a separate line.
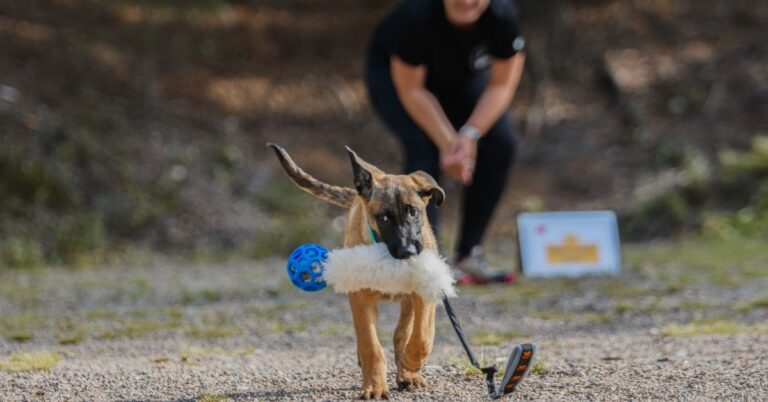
[703, 136, 768, 240]
[251, 179, 341, 259]
[0, 130, 163, 268]
[622, 136, 768, 241]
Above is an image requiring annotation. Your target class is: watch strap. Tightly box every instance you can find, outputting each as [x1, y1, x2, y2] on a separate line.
[459, 125, 482, 141]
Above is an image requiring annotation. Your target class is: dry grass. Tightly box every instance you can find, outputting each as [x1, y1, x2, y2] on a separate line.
[660, 319, 768, 336]
[0, 351, 60, 372]
[0, 313, 44, 342]
[531, 360, 547, 375]
[469, 329, 528, 346]
[196, 394, 229, 402]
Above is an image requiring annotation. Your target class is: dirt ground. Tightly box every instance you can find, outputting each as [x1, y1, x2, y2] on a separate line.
[1, 241, 767, 401]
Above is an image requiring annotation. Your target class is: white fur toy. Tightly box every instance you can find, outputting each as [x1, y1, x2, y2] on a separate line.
[323, 243, 456, 303]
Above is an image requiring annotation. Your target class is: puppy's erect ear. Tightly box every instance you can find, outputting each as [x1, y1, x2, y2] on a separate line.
[410, 170, 445, 207]
[346, 146, 381, 200]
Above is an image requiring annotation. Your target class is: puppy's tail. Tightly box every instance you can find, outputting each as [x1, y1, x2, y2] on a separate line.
[267, 143, 356, 208]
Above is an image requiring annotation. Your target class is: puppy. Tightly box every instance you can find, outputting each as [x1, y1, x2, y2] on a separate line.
[268, 144, 445, 399]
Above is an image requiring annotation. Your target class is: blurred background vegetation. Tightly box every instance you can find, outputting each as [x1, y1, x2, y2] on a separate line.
[1, 0, 766, 268]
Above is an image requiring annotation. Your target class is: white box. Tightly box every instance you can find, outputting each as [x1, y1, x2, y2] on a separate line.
[517, 211, 621, 278]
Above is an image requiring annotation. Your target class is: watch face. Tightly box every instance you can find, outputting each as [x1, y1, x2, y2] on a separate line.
[470, 44, 491, 71]
[513, 36, 526, 52]
[461, 126, 481, 140]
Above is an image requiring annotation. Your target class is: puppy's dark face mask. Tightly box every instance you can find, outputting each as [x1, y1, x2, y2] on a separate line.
[346, 148, 444, 260]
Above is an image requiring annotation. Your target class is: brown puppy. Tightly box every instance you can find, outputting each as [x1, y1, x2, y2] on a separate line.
[268, 144, 445, 399]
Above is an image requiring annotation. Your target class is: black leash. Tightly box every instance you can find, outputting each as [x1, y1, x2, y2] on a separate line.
[443, 295, 499, 396]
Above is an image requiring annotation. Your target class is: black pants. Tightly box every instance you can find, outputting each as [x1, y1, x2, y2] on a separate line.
[365, 57, 517, 260]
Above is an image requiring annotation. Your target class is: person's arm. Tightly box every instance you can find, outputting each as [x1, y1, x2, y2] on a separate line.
[453, 52, 525, 183]
[390, 56, 457, 156]
[465, 52, 525, 136]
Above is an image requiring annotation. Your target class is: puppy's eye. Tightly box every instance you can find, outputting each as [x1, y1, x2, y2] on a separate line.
[407, 206, 418, 218]
[378, 212, 391, 224]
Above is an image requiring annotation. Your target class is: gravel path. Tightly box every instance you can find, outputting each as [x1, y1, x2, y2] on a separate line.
[1, 257, 767, 401]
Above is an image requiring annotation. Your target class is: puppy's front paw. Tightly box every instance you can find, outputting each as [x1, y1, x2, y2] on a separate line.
[359, 384, 389, 400]
[396, 369, 427, 391]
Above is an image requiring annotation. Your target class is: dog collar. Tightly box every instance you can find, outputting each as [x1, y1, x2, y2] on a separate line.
[368, 225, 379, 244]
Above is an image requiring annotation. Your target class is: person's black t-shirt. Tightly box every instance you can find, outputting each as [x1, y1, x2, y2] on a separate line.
[369, 0, 524, 90]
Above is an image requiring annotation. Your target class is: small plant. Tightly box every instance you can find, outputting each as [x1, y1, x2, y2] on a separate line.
[267, 319, 308, 334]
[0, 237, 45, 269]
[582, 313, 614, 324]
[0, 351, 60, 372]
[531, 360, 547, 375]
[5, 330, 34, 342]
[659, 319, 768, 336]
[185, 311, 241, 339]
[57, 328, 87, 345]
[196, 394, 229, 402]
[319, 324, 348, 336]
[184, 324, 241, 340]
[447, 355, 503, 377]
[530, 310, 574, 321]
[470, 329, 527, 346]
[734, 296, 768, 312]
[1, 314, 43, 342]
[86, 308, 119, 320]
[57, 318, 87, 345]
[180, 288, 224, 305]
[95, 318, 180, 340]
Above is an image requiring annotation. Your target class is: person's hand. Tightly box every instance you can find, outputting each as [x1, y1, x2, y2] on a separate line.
[440, 140, 463, 182]
[439, 137, 465, 182]
[456, 134, 477, 184]
[440, 136, 476, 185]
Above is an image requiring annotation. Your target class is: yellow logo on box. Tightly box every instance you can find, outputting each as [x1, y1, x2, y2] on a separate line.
[546, 234, 599, 264]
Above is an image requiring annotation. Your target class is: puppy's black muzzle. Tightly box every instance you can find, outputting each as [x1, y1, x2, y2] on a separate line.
[389, 240, 423, 260]
[377, 212, 425, 260]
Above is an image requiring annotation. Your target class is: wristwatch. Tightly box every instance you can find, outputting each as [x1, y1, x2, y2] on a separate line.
[459, 124, 482, 141]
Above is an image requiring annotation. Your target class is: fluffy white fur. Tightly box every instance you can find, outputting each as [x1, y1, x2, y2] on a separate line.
[324, 243, 456, 303]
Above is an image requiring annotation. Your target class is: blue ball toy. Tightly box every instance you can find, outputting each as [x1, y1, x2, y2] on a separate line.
[287, 244, 328, 292]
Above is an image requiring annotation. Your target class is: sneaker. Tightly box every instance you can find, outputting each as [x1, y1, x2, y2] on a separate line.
[453, 246, 515, 285]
